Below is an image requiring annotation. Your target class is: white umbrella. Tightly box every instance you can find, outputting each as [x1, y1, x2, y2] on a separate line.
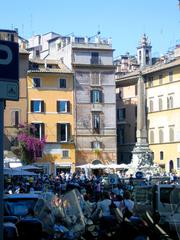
[91, 163, 106, 169]
[106, 163, 129, 169]
[76, 163, 93, 168]
[15, 164, 42, 171]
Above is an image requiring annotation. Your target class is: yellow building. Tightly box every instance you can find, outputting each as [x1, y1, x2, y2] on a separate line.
[146, 58, 180, 174]
[28, 59, 75, 174]
[116, 56, 180, 175]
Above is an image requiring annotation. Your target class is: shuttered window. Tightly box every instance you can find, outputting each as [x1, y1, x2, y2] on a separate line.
[57, 101, 70, 113]
[31, 123, 45, 140]
[57, 123, 70, 142]
[31, 100, 45, 113]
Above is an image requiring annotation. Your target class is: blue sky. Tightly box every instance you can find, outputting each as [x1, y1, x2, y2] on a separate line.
[1, 0, 180, 58]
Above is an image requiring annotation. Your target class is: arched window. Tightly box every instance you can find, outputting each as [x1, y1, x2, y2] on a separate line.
[149, 100, 154, 112]
[159, 129, 164, 143]
[169, 128, 174, 142]
[150, 131, 154, 143]
[158, 98, 163, 111]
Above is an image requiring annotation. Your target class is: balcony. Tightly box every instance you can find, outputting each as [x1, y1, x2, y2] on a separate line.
[90, 57, 101, 65]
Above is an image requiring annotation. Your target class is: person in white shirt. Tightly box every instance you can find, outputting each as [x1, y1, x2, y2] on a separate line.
[122, 191, 134, 219]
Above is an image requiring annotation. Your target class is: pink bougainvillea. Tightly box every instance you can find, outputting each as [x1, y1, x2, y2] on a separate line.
[17, 123, 46, 162]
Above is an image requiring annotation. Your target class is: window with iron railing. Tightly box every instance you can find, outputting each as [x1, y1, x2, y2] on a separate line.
[91, 52, 100, 64]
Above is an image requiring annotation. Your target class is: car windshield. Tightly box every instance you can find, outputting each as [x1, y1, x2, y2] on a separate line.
[4, 198, 38, 217]
[160, 187, 180, 204]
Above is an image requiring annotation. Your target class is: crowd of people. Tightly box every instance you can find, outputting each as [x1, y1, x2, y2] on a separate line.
[3, 169, 180, 240]
[3, 169, 179, 221]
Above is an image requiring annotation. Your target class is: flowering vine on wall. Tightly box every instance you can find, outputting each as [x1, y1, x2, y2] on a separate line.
[16, 123, 46, 164]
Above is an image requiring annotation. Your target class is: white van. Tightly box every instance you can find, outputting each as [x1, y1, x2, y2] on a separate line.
[133, 184, 180, 238]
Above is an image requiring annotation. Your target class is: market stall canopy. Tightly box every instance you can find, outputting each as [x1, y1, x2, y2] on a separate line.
[4, 168, 38, 176]
[4, 157, 22, 168]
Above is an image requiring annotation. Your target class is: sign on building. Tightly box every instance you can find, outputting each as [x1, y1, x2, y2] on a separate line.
[0, 40, 19, 100]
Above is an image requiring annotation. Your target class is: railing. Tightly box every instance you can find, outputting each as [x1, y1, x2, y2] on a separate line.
[90, 58, 101, 65]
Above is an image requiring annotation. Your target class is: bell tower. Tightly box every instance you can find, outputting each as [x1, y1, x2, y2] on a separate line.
[137, 34, 152, 67]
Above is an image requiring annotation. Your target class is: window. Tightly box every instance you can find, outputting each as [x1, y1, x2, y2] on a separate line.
[91, 52, 99, 64]
[134, 127, 137, 142]
[135, 84, 137, 96]
[59, 79, 66, 88]
[159, 74, 163, 85]
[139, 50, 141, 62]
[11, 110, 19, 127]
[91, 90, 102, 103]
[35, 50, 40, 58]
[32, 78, 41, 88]
[117, 108, 126, 121]
[91, 141, 102, 149]
[169, 71, 173, 82]
[159, 129, 164, 143]
[177, 158, 180, 169]
[169, 127, 174, 142]
[148, 76, 153, 87]
[31, 123, 45, 140]
[31, 100, 44, 113]
[92, 113, 100, 133]
[150, 130, 154, 144]
[167, 96, 174, 109]
[158, 98, 163, 111]
[149, 100, 154, 112]
[62, 150, 69, 158]
[57, 101, 70, 113]
[135, 106, 137, 118]
[117, 127, 125, 144]
[145, 50, 149, 65]
[57, 123, 70, 142]
[160, 151, 164, 160]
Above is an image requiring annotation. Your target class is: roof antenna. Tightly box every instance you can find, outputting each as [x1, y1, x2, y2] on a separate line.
[97, 24, 101, 35]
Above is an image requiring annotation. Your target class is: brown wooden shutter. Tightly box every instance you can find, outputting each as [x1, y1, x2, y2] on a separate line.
[41, 123, 45, 139]
[57, 123, 61, 142]
[67, 123, 70, 141]
[57, 101, 60, 113]
[67, 101, 70, 113]
[31, 101, 34, 112]
[41, 101, 45, 112]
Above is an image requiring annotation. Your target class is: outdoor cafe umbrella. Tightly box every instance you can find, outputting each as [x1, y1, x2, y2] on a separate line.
[106, 163, 129, 169]
[76, 163, 93, 168]
[15, 164, 42, 171]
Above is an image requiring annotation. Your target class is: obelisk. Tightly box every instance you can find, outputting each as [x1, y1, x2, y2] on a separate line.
[131, 71, 152, 168]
